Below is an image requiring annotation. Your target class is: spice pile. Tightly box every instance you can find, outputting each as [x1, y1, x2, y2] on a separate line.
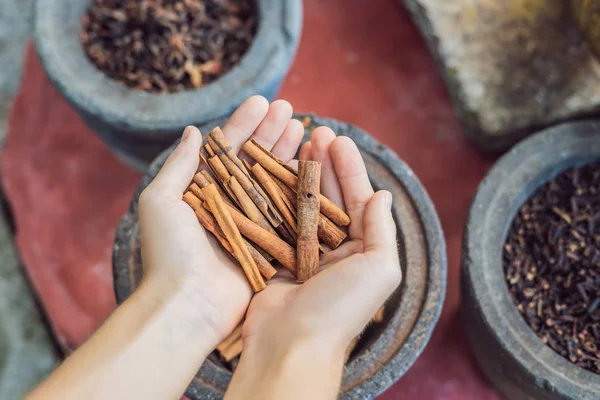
[504, 163, 600, 373]
[183, 127, 385, 366]
[81, 0, 258, 93]
[183, 127, 349, 363]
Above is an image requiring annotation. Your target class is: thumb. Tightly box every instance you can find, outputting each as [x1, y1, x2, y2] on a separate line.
[149, 126, 203, 198]
[363, 190, 397, 256]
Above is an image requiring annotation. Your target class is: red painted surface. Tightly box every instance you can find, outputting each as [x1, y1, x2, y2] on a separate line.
[1, 0, 502, 398]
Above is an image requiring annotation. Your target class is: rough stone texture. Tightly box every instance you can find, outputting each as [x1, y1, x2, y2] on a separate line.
[113, 114, 447, 399]
[0, 0, 34, 143]
[35, 0, 302, 171]
[403, 0, 600, 151]
[462, 121, 600, 399]
[0, 193, 57, 398]
[2, 1, 503, 398]
[572, 0, 600, 59]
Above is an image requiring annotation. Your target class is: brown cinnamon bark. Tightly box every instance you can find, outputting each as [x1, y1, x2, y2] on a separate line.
[183, 191, 230, 249]
[196, 170, 235, 208]
[296, 161, 321, 282]
[201, 184, 266, 292]
[242, 139, 351, 226]
[373, 305, 385, 323]
[208, 127, 250, 176]
[228, 204, 297, 275]
[226, 176, 277, 235]
[217, 324, 244, 362]
[216, 324, 243, 354]
[187, 185, 276, 279]
[204, 144, 215, 157]
[195, 171, 275, 262]
[206, 156, 241, 208]
[195, 177, 297, 274]
[220, 337, 243, 362]
[207, 128, 283, 229]
[251, 163, 298, 243]
[272, 174, 347, 249]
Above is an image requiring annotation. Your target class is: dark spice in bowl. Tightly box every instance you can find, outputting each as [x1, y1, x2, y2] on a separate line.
[81, 0, 258, 92]
[504, 163, 600, 374]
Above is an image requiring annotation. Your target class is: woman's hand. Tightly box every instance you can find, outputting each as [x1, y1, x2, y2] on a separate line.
[226, 128, 402, 400]
[137, 95, 305, 343]
[28, 96, 307, 400]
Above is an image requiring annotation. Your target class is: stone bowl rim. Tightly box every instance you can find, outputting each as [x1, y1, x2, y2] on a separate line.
[463, 119, 600, 397]
[112, 114, 447, 399]
[33, 0, 302, 134]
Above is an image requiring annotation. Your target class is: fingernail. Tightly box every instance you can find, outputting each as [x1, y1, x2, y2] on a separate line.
[383, 191, 392, 209]
[182, 126, 194, 142]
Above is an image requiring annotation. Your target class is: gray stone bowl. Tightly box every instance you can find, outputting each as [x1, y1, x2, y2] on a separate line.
[462, 120, 600, 399]
[112, 114, 447, 399]
[34, 0, 302, 171]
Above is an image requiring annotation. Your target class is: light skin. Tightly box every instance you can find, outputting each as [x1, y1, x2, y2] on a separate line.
[27, 96, 401, 400]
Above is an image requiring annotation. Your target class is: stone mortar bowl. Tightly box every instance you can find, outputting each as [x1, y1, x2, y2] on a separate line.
[572, 0, 600, 59]
[462, 120, 600, 399]
[113, 114, 447, 399]
[34, 0, 301, 171]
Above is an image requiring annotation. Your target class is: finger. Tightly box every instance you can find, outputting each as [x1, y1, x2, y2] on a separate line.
[288, 160, 299, 170]
[319, 240, 363, 268]
[330, 136, 374, 240]
[271, 118, 304, 162]
[298, 141, 312, 161]
[222, 95, 269, 153]
[311, 127, 343, 208]
[248, 100, 293, 151]
[146, 126, 202, 200]
[363, 191, 398, 259]
[298, 193, 399, 340]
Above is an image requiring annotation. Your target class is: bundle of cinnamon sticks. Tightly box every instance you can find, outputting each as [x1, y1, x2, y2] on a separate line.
[184, 127, 350, 292]
[182, 127, 352, 362]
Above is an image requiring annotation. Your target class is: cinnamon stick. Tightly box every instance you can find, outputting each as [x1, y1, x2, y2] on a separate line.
[201, 184, 266, 292]
[194, 172, 276, 262]
[195, 177, 297, 274]
[183, 191, 230, 249]
[206, 156, 241, 208]
[208, 127, 250, 176]
[220, 337, 243, 362]
[296, 161, 321, 282]
[187, 185, 276, 280]
[217, 324, 243, 354]
[373, 305, 385, 323]
[243, 139, 351, 226]
[246, 242, 277, 280]
[226, 176, 277, 235]
[204, 144, 215, 157]
[194, 172, 232, 207]
[207, 128, 283, 229]
[273, 174, 347, 249]
[251, 163, 298, 242]
[207, 155, 231, 182]
[217, 324, 244, 362]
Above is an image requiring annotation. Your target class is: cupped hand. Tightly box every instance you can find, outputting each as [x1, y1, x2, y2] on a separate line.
[137, 96, 304, 341]
[243, 127, 402, 355]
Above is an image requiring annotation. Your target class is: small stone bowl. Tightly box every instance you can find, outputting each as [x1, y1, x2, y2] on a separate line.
[34, 0, 302, 171]
[462, 120, 600, 399]
[112, 114, 446, 399]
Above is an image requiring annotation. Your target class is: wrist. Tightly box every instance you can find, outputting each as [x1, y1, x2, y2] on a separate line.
[134, 275, 222, 353]
[227, 332, 346, 400]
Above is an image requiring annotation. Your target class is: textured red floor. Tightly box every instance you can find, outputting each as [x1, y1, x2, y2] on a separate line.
[1, 0, 502, 398]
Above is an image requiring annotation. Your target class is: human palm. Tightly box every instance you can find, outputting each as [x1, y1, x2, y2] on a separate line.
[244, 125, 401, 349]
[139, 95, 400, 346]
